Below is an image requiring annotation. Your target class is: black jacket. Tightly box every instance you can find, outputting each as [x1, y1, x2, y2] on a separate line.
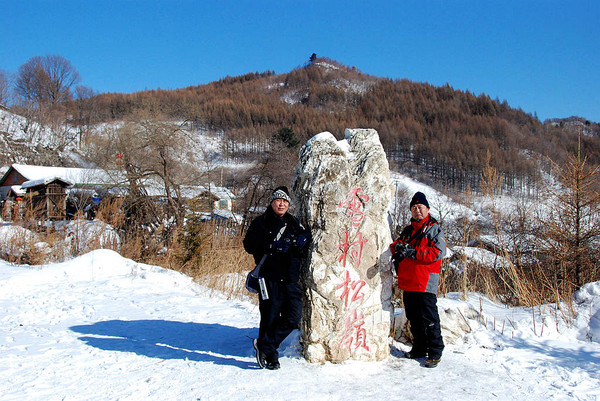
[243, 207, 311, 283]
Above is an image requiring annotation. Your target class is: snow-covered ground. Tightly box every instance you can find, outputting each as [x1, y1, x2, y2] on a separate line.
[1, 249, 598, 401]
[1, 109, 599, 399]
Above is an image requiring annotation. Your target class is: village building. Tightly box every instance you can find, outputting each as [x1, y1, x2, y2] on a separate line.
[0, 164, 239, 222]
[141, 179, 241, 223]
[0, 164, 114, 221]
[0, 164, 113, 199]
[20, 177, 74, 220]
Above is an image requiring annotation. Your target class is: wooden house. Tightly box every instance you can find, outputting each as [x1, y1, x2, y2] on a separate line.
[0, 164, 238, 223]
[192, 185, 236, 213]
[22, 177, 73, 220]
[144, 181, 237, 214]
[0, 164, 113, 221]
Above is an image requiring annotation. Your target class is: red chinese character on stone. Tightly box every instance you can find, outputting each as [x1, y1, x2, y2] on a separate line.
[337, 231, 368, 269]
[338, 188, 370, 227]
[338, 309, 370, 352]
[336, 270, 366, 308]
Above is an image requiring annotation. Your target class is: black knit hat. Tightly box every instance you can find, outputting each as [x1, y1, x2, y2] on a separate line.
[409, 191, 429, 209]
[271, 186, 292, 203]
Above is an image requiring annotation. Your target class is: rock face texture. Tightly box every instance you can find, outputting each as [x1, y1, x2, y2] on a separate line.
[292, 128, 394, 363]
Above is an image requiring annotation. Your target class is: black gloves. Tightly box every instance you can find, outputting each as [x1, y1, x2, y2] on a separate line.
[270, 234, 309, 253]
[271, 239, 291, 253]
[296, 234, 308, 249]
[392, 242, 416, 265]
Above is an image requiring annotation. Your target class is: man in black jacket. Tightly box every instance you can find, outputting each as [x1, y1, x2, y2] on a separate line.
[243, 186, 311, 370]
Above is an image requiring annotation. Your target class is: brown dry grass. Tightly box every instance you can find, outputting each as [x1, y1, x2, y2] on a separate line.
[2, 194, 257, 303]
[1, 183, 588, 313]
[164, 219, 255, 301]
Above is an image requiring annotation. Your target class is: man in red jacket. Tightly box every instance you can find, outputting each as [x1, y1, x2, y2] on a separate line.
[390, 191, 446, 368]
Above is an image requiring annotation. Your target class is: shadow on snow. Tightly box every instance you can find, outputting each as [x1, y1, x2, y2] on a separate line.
[70, 320, 258, 369]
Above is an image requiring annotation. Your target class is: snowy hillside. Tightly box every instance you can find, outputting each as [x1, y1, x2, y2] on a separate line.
[1, 249, 599, 401]
[0, 108, 253, 173]
[0, 108, 86, 166]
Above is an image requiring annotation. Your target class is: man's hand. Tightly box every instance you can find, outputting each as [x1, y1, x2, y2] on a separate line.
[393, 242, 416, 260]
[271, 239, 291, 253]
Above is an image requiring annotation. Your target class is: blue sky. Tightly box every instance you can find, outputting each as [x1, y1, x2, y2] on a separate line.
[1, 1, 599, 122]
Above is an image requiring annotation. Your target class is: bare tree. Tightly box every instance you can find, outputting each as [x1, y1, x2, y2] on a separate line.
[73, 85, 98, 147]
[480, 159, 536, 305]
[91, 113, 207, 228]
[14, 54, 81, 108]
[539, 134, 600, 292]
[0, 69, 11, 106]
[237, 137, 298, 232]
[388, 181, 411, 236]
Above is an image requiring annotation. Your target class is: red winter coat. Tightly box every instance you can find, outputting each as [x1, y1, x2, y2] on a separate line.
[390, 215, 446, 294]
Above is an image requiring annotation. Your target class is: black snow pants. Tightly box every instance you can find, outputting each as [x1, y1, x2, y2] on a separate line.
[403, 290, 444, 359]
[257, 280, 303, 363]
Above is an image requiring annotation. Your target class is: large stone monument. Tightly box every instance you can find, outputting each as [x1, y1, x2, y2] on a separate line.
[292, 128, 394, 363]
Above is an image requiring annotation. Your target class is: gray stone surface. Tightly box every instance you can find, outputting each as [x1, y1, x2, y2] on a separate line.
[293, 128, 394, 363]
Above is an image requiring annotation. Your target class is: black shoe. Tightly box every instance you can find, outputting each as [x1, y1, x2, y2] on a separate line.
[404, 350, 426, 359]
[424, 358, 440, 368]
[265, 360, 280, 370]
[253, 338, 266, 369]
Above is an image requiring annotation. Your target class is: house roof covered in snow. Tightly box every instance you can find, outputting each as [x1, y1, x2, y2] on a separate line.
[140, 179, 236, 200]
[10, 185, 26, 197]
[199, 183, 235, 200]
[0, 164, 114, 187]
[21, 176, 74, 189]
[0, 164, 236, 202]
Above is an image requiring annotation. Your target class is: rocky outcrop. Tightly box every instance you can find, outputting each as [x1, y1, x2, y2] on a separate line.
[293, 128, 394, 363]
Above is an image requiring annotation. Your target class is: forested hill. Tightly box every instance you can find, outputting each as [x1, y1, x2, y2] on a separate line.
[70, 57, 600, 193]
